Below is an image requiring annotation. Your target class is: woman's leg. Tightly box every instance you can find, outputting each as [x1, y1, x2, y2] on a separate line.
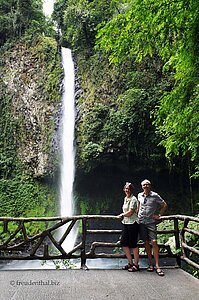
[128, 247, 139, 272]
[123, 246, 133, 265]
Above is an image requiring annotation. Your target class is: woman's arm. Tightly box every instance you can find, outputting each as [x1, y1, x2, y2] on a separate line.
[119, 208, 135, 218]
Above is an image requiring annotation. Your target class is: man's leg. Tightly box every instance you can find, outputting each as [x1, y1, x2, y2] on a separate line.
[139, 224, 153, 268]
[144, 240, 153, 267]
[151, 240, 165, 275]
[151, 240, 160, 268]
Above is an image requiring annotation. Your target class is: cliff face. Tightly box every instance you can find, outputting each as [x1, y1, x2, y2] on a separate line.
[1, 37, 62, 178]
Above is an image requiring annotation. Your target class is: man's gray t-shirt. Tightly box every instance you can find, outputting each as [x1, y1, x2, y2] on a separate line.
[138, 191, 164, 224]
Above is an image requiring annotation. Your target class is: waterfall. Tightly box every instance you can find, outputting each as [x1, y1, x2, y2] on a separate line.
[43, 0, 55, 17]
[60, 48, 75, 218]
[59, 48, 77, 251]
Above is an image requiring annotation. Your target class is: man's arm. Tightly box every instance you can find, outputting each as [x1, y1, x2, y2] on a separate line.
[159, 200, 167, 216]
[152, 200, 167, 220]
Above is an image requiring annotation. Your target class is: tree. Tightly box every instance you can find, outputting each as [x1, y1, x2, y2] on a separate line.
[53, 0, 123, 52]
[0, 0, 45, 45]
[96, 0, 199, 177]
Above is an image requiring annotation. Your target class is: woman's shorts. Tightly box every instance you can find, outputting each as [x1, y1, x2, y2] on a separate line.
[120, 222, 139, 248]
[139, 223, 157, 242]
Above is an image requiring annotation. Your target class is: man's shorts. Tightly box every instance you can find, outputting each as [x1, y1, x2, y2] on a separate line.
[139, 223, 157, 242]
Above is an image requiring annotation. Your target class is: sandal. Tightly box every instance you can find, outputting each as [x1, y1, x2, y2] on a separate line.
[156, 268, 164, 276]
[147, 265, 154, 272]
[128, 264, 140, 272]
[122, 263, 133, 270]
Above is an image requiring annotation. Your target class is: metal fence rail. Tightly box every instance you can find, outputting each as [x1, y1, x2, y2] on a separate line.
[0, 215, 198, 270]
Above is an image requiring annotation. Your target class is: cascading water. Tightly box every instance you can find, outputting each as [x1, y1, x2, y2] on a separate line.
[59, 48, 77, 251]
[43, 0, 55, 17]
[60, 48, 75, 218]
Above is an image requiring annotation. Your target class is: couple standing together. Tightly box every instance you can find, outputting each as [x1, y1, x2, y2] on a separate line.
[119, 179, 167, 276]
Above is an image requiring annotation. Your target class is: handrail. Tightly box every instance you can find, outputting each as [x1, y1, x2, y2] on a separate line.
[160, 215, 199, 269]
[0, 214, 198, 270]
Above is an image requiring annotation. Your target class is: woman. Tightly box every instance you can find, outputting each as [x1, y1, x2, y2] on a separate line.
[119, 182, 139, 272]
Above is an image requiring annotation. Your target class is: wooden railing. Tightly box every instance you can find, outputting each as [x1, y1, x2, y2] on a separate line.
[0, 215, 198, 270]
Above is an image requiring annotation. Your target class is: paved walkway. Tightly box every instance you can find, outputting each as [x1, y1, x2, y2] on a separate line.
[0, 268, 199, 300]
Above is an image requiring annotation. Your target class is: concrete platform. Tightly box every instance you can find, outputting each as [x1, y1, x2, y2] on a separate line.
[0, 268, 198, 300]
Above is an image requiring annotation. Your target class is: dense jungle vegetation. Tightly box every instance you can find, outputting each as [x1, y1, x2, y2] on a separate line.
[0, 0, 198, 221]
[54, 0, 199, 176]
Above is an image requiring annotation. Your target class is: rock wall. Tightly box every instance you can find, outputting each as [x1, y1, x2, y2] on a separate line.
[1, 37, 62, 177]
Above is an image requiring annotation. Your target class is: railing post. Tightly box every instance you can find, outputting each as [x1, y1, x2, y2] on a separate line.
[181, 219, 189, 260]
[81, 218, 88, 270]
[174, 218, 181, 267]
[3, 221, 8, 233]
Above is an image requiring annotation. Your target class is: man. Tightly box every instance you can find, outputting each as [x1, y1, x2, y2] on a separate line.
[138, 179, 167, 276]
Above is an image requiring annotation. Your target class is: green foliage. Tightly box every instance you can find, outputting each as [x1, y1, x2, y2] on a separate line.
[0, 30, 61, 220]
[77, 193, 109, 215]
[42, 258, 75, 269]
[1, 35, 62, 177]
[154, 81, 199, 174]
[103, 88, 154, 159]
[79, 197, 89, 215]
[96, 0, 197, 63]
[82, 142, 103, 162]
[157, 220, 177, 251]
[0, 92, 19, 179]
[52, 1, 175, 173]
[95, 0, 199, 177]
[0, 0, 46, 46]
[32, 36, 62, 104]
[0, 173, 58, 217]
[77, 80, 166, 171]
[54, 0, 120, 51]
[157, 217, 199, 278]
[183, 216, 199, 278]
